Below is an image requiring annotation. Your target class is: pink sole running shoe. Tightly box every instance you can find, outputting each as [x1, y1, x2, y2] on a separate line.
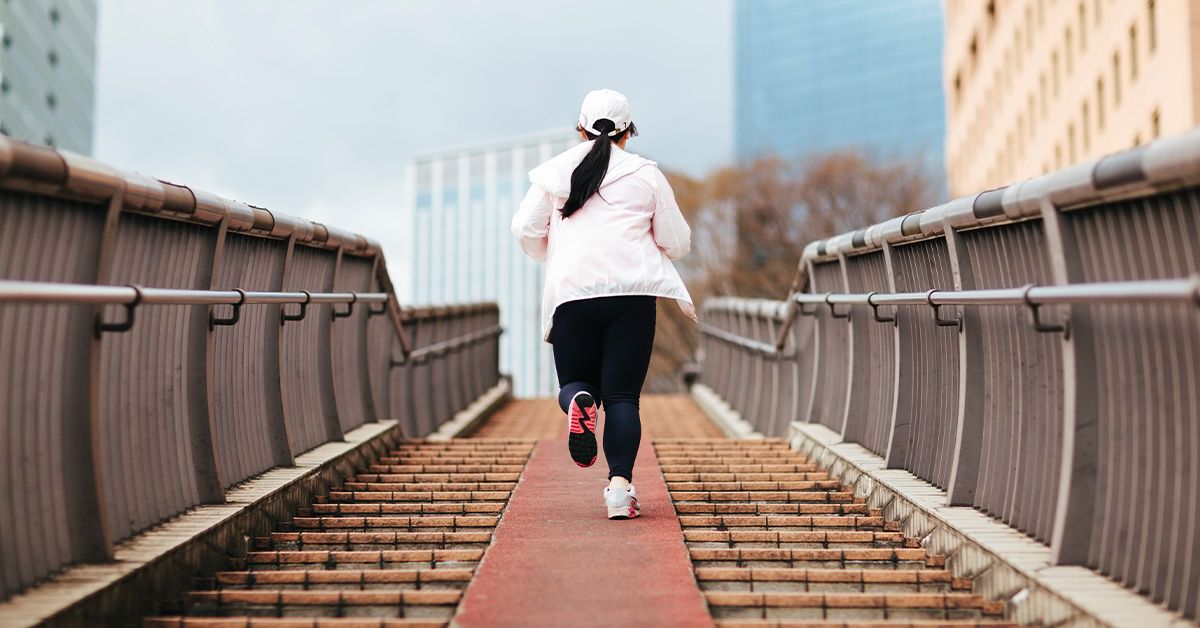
[566, 391, 598, 467]
[604, 485, 639, 520]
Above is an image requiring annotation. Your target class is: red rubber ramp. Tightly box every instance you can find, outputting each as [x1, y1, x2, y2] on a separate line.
[454, 438, 712, 628]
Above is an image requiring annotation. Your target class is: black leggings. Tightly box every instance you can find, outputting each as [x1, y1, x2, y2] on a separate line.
[551, 295, 656, 481]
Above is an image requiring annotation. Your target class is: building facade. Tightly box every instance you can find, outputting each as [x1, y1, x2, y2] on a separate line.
[735, 0, 946, 182]
[0, 0, 97, 154]
[945, 0, 1200, 197]
[407, 130, 579, 398]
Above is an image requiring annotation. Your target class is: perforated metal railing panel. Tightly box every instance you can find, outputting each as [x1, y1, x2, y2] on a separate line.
[97, 214, 218, 541]
[211, 233, 292, 487]
[890, 237, 959, 489]
[958, 219, 1064, 544]
[1066, 188, 1200, 615]
[331, 253, 376, 432]
[0, 138, 505, 603]
[808, 260, 849, 431]
[842, 250, 894, 456]
[279, 244, 340, 453]
[0, 192, 107, 597]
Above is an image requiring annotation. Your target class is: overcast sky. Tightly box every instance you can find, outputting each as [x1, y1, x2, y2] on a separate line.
[94, 0, 733, 283]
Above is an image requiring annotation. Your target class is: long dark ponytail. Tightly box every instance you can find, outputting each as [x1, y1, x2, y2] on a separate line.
[561, 118, 633, 218]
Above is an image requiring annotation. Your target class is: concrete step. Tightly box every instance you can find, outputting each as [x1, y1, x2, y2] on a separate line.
[307, 502, 505, 516]
[665, 472, 829, 482]
[289, 516, 499, 531]
[661, 464, 830, 473]
[351, 472, 521, 483]
[182, 589, 460, 620]
[323, 491, 512, 503]
[245, 549, 485, 571]
[705, 591, 1005, 622]
[669, 481, 842, 491]
[671, 490, 860, 503]
[674, 503, 873, 516]
[213, 569, 475, 590]
[146, 618, 448, 627]
[683, 530, 913, 549]
[267, 531, 493, 551]
[366, 464, 525, 474]
[679, 515, 893, 531]
[715, 619, 1016, 627]
[695, 568, 967, 593]
[340, 482, 517, 492]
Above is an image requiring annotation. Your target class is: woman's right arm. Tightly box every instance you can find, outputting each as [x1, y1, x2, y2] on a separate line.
[511, 184, 555, 261]
[650, 168, 691, 260]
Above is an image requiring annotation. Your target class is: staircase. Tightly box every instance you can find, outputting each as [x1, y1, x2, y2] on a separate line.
[656, 438, 1012, 627]
[144, 439, 535, 627]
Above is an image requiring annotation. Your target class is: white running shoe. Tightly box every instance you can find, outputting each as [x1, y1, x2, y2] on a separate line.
[604, 484, 640, 520]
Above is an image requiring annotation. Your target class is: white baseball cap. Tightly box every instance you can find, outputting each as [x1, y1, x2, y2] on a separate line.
[578, 89, 633, 137]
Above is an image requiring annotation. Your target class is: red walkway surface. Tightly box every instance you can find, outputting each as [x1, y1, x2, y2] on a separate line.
[454, 437, 713, 628]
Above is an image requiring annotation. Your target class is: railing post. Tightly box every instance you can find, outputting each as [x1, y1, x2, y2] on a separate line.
[835, 254, 854, 436]
[1041, 197, 1099, 565]
[881, 242, 908, 469]
[801, 259, 822, 424]
[79, 193, 125, 561]
[944, 226, 986, 506]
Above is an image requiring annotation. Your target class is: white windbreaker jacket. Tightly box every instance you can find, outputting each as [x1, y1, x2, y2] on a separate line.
[511, 140, 696, 342]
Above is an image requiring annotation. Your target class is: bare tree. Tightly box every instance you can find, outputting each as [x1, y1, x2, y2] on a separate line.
[646, 149, 935, 391]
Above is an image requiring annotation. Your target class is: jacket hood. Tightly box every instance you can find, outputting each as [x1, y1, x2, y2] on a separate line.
[528, 141, 656, 199]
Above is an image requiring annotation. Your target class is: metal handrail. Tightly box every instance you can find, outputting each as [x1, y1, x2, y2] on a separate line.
[699, 322, 789, 358]
[0, 279, 388, 306]
[704, 276, 1200, 354]
[789, 276, 1200, 308]
[402, 324, 505, 364]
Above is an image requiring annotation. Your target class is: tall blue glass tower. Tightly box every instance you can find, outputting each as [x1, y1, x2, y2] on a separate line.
[735, 0, 945, 184]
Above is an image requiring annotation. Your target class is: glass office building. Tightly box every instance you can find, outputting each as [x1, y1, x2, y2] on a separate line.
[407, 130, 579, 398]
[0, 0, 97, 153]
[735, 0, 945, 183]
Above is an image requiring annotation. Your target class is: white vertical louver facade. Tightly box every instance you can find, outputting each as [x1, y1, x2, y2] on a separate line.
[408, 130, 580, 398]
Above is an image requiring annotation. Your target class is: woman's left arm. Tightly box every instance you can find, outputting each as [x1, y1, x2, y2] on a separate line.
[511, 184, 555, 261]
[650, 168, 692, 260]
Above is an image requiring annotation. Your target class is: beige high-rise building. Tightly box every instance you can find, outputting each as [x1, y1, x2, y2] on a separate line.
[944, 0, 1200, 197]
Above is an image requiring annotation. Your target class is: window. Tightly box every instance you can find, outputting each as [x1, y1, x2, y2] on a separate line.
[1026, 7, 1034, 49]
[44, 135, 55, 147]
[1113, 53, 1121, 105]
[0, 77, 8, 95]
[1094, 0, 1101, 24]
[1066, 30, 1073, 72]
[1055, 143, 1063, 169]
[47, 49, 58, 67]
[987, 0, 997, 30]
[1029, 94, 1037, 135]
[1069, 124, 1077, 163]
[1133, 135, 1142, 147]
[48, 6, 60, 24]
[1148, 0, 1157, 52]
[1052, 51, 1060, 97]
[969, 35, 978, 67]
[2, 33, 11, 49]
[1082, 102, 1091, 151]
[1039, 0, 1045, 27]
[1079, 3, 1087, 49]
[1096, 79, 1106, 129]
[1151, 109, 1161, 139]
[1040, 73, 1048, 118]
[1130, 26, 1139, 80]
[46, 92, 57, 109]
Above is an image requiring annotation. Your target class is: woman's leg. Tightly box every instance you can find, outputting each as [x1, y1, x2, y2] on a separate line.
[551, 300, 605, 466]
[551, 300, 603, 410]
[598, 296, 656, 482]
